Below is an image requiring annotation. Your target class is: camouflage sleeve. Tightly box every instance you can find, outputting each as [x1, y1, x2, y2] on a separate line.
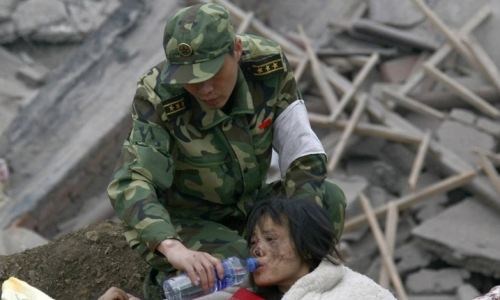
[107, 76, 180, 254]
[273, 53, 328, 205]
[282, 154, 328, 205]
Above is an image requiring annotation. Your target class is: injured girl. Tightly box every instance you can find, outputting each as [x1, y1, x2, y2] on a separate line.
[246, 197, 397, 300]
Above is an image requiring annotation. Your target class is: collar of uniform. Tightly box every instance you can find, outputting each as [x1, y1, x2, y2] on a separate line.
[192, 68, 254, 130]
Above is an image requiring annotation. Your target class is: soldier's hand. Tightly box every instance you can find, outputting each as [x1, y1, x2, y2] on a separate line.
[98, 287, 141, 300]
[157, 238, 224, 292]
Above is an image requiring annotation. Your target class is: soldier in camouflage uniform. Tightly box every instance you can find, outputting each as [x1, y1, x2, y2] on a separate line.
[107, 3, 346, 299]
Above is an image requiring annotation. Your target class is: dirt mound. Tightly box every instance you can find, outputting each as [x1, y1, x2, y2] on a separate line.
[0, 221, 150, 300]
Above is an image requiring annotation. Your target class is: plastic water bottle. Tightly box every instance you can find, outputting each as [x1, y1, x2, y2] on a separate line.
[163, 256, 259, 300]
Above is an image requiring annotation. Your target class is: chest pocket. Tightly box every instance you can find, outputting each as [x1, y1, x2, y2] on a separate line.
[173, 149, 235, 205]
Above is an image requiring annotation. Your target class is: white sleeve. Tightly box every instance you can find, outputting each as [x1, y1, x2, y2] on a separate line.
[272, 100, 326, 179]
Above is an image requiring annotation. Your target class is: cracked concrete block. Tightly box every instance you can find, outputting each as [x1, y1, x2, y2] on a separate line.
[12, 0, 69, 36]
[412, 198, 500, 278]
[405, 112, 442, 133]
[394, 241, 433, 275]
[449, 108, 477, 125]
[475, 117, 500, 138]
[0, 0, 17, 22]
[381, 55, 421, 83]
[368, 0, 425, 27]
[0, 227, 49, 255]
[406, 268, 470, 295]
[456, 284, 480, 300]
[436, 120, 496, 166]
[0, 21, 16, 44]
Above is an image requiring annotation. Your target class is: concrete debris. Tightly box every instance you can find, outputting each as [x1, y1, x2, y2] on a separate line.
[457, 284, 481, 300]
[0, 227, 49, 256]
[394, 241, 433, 275]
[413, 199, 500, 278]
[405, 268, 470, 295]
[368, 0, 426, 28]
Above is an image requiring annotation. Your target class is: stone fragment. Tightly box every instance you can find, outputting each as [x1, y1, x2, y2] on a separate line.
[405, 112, 442, 133]
[406, 268, 470, 295]
[449, 108, 477, 125]
[0, 21, 16, 44]
[412, 198, 500, 278]
[16, 64, 50, 87]
[475, 117, 500, 138]
[394, 241, 433, 275]
[381, 55, 420, 83]
[0, 227, 49, 255]
[0, 0, 16, 22]
[436, 120, 496, 166]
[456, 284, 481, 300]
[368, 0, 425, 28]
[12, 0, 69, 37]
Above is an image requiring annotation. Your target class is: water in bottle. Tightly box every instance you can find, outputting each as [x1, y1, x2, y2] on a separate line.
[163, 256, 259, 300]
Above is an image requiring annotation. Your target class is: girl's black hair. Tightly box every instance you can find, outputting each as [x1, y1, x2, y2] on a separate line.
[245, 197, 342, 299]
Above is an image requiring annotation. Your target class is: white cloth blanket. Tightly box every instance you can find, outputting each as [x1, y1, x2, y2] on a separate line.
[282, 260, 397, 300]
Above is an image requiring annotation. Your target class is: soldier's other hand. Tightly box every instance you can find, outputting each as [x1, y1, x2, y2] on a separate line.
[98, 287, 141, 300]
[157, 238, 224, 292]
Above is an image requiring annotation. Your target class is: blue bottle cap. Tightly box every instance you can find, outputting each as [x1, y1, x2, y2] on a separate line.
[246, 257, 259, 272]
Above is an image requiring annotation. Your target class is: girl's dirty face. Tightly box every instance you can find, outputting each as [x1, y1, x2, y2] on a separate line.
[249, 215, 310, 293]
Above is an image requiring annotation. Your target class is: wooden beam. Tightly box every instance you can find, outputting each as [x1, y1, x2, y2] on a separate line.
[423, 63, 500, 119]
[329, 53, 379, 123]
[327, 94, 367, 174]
[410, 0, 486, 76]
[462, 34, 500, 95]
[345, 169, 478, 232]
[398, 4, 492, 96]
[236, 11, 254, 34]
[408, 130, 432, 191]
[379, 201, 399, 289]
[383, 88, 446, 121]
[298, 24, 339, 111]
[477, 152, 500, 196]
[360, 194, 409, 300]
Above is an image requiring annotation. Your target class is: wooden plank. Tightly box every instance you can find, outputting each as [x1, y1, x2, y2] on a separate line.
[360, 193, 409, 300]
[236, 11, 254, 34]
[297, 24, 338, 111]
[328, 53, 379, 123]
[379, 201, 399, 289]
[410, 0, 486, 77]
[327, 94, 367, 173]
[345, 169, 478, 232]
[477, 152, 500, 196]
[408, 130, 432, 191]
[398, 4, 491, 96]
[383, 88, 446, 120]
[423, 64, 500, 118]
[462, 34, 500, 95]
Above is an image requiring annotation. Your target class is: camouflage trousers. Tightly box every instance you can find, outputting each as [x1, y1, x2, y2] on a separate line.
[126, 179, 346, 300]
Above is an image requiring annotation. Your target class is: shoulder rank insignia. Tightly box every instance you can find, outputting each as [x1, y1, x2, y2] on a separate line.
[161, 92, 191, 119]
[244, 54, 284, 80]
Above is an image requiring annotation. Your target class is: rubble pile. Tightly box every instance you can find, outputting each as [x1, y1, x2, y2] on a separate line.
[0, 0, 499, 299]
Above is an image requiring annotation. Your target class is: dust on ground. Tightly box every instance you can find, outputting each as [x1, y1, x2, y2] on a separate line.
[0, 221, 150, 300]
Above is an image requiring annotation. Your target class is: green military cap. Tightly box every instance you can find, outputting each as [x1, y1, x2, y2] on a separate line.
[161, 3, 236, 84]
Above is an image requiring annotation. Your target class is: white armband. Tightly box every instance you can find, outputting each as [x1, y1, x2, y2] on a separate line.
[273, 100, 325, 178]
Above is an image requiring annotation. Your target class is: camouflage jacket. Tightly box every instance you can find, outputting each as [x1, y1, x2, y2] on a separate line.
[107, 34, 328, 252]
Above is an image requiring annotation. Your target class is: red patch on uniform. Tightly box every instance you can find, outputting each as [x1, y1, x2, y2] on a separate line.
[258, 119, 272, 130]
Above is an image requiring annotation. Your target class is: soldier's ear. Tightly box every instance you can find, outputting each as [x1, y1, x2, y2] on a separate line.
[234, 38, 243, 62]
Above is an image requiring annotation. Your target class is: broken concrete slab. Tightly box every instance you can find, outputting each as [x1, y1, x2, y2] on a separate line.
[405, 268, 470, 295]
[369, 0, 425, 28]
[405, 112, 443, 133]
[0, 0, 16, 22]
[0, 227, 49, 256]
[436, 120, 496, 166]
[475, 116, 500, 137]
[12, 0, 69, 37]
[381, 55, 421, 83]
[394, 241, 433, 275]
[16, 64, 50, 87]
[449, 108, 477, 125]
[456, 284, 481, 300]
[412, 198, 500, 278]
[0, 21, 16, 44]
[409, 295, 457, 300]
[0, 0, 178, 238]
